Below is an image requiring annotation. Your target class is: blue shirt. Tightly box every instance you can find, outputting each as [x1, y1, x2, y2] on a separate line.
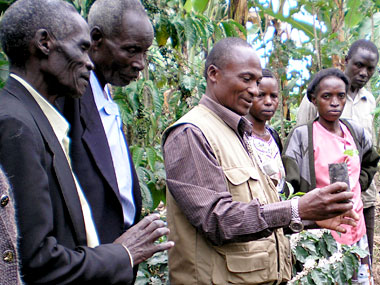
[90, 71, 135, 227]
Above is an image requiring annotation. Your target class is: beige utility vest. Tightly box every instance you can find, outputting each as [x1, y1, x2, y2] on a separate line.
[164, 104, 292, 285]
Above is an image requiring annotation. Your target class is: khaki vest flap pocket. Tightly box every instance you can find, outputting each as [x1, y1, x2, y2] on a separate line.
[224, 167, 259, 185]
[226, 252, 269, 273]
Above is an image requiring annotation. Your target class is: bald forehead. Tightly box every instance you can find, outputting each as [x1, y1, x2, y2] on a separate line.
[223, 46, 261, 71]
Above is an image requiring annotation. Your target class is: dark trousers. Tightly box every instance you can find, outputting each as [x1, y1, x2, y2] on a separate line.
[363, 206, 375, 262]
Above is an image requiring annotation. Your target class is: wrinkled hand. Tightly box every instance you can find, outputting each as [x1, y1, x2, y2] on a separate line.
[298, 182, 354, 221]
[316, 209, 359, 233]
[114, 214, 174, 266]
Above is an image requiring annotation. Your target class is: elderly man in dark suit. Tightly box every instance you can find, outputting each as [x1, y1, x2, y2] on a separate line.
[0, 0, 173, 283]
[62, 0, 153, 245]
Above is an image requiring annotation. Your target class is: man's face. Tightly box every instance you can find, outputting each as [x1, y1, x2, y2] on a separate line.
[345, 47, 378, 91]
[46, 13, 93, 98]
[212, 46, 262, 116]
[96, 11, 154, 86]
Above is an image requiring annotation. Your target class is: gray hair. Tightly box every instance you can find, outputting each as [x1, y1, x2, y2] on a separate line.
[0, 0, 78, 68]
[88, 0, 148, 38]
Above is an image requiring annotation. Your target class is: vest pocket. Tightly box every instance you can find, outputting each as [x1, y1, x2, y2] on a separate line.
[223, 167, 260, 202]
[212, 238, 278, 284]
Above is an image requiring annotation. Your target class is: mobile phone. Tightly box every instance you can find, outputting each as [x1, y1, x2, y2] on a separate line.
[328, 162, 351, 203]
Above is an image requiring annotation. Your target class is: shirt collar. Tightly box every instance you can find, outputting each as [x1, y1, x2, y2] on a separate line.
[90, 71, 112, 112]
[347, 87, 367, 102]
[357, 88, 368, 100]
[199, 95, 252, 136]
[10, 73, 69, 142]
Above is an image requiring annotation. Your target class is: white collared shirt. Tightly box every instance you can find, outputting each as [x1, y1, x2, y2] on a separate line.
[341, 88, 376, 142]
[11, 73, 100, 248]
[90, 71, 135, 227]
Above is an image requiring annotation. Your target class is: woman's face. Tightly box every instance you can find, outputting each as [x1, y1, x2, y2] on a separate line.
[311, 76, 346, 123]
[248, 77, 279, 123]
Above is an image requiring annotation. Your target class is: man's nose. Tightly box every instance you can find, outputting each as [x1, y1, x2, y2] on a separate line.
[84, 54, 94, 71]
[247, 82, 259, 96]
[132, 53, 146, 71]
[359, 68, 368, 78]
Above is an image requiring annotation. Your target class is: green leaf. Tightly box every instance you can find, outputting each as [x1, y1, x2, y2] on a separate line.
[131, 146, 144, 167]
[294, 245, 309, 263]
[332, 262, 347, 284]
[311, 268, 329, 284]
[227, 20, 247, 38]
[318, 237, 330, 257]
[323, 232, 338, 254]
[181, 75, 196, 91]
[342, 254, 356, 280]
[347, 246, 369, 258]
[343, 149, 359, 157]
[147, 182, 163, 210]
[345, 0, 361, 28]
[193, 0, 209, 13]
[300, 239, 318, 256]
[184, 0, 192, 13]
[220, 21, 239, 37]
[146, 147, 157, 171]
[140, 181, 154, 210]
[156, 17, 171, 47]
[184, 16, 198, 48]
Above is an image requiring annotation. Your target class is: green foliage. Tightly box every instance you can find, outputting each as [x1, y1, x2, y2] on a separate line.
[289, 230, 369, 284]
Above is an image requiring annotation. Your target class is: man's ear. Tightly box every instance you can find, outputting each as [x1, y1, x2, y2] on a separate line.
[91, 27, 103, 49]
[34, 29, 52, 56]
[207, 64, 219, 83]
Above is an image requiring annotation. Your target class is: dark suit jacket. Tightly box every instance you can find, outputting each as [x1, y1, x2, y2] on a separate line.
[0, 77, 134, 284]
[62, 85, 142, 244]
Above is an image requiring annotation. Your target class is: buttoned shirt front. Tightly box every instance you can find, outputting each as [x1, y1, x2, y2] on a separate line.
[10, 73, 100, 248]
[90, 72, 135, 227]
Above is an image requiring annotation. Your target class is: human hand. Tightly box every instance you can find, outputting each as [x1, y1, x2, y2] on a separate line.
[113, 214, 174, 265]
[316, 209, 359, 233]
[298, 182, 354, 221]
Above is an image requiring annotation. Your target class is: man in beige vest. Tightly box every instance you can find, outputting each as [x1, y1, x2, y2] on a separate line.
[162, 37, 359, 284]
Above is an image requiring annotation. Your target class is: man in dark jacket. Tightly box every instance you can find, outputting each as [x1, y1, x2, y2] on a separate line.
[0, 0, 172, 283]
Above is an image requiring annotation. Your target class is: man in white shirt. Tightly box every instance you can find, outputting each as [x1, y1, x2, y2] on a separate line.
[297, 39, 379, 260]
[61, 0, 168, 280]
[0, 0, 173, 283]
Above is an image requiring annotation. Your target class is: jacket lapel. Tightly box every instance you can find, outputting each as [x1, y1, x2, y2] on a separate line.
[4, 78, 87, 244]
[80, 87, 121, 199]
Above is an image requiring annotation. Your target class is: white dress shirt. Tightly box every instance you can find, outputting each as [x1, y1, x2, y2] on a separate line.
[90, 71, 136, 227]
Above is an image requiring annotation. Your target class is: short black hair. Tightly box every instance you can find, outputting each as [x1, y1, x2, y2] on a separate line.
[88, 0, 148, 38]
[307, 68, 349, 101]
[262, 68, 276, 79]
[0, 0, 78, 68]
[204, 37, 252, 79]
[347, 39, 379, 62]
